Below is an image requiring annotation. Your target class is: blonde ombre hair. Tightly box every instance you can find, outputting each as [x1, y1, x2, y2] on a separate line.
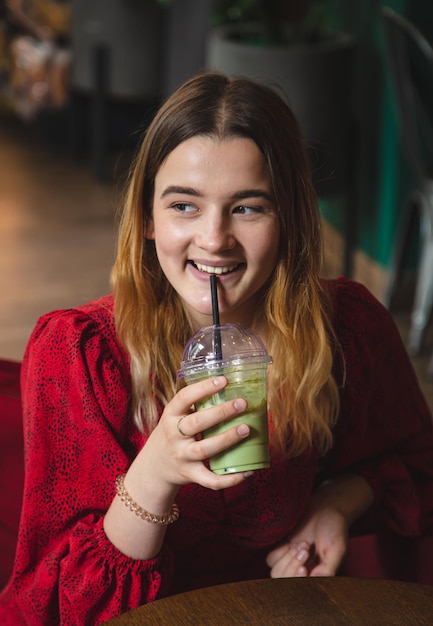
[111, 72, 340, 457]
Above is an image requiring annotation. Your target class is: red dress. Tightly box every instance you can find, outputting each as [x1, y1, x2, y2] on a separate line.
[1, 277, 433, 625]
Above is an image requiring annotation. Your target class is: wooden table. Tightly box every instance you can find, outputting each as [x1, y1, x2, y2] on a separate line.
[104, 576, 433, 625]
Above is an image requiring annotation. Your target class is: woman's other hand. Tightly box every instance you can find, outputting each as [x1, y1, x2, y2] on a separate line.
[266, 508, 347, 577]
[266, 474, 374, 577]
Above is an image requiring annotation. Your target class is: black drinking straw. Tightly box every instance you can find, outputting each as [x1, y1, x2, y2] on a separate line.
[210, 274, 223, 361]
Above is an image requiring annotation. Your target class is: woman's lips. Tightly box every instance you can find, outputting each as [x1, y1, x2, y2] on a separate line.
[193, 261, 240, 275]
[187, 261, 244, 280]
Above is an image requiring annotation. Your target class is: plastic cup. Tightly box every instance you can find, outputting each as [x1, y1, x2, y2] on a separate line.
[178, 323, 272, 474]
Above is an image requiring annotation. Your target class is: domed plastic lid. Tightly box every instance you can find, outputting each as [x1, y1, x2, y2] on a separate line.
[179, 323, 272, 378]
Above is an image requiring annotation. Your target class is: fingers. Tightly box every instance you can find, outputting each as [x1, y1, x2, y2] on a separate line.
[170, 375, 250, 446]
[267, 538, 345, 579]
[191, 461, 254, 491]
[177, 404, 254, 488]
[176, 397, 248, 440]
[155, 375, 254, 489]
[267, 542, 311, 578]
[309, 540, 346, 577]
[174, 375, 228, 416]
[176, 415, 190, 437]
[310, 561, 339, 577]
[189, 419, 250, 464]
[266, 541, 310, 567]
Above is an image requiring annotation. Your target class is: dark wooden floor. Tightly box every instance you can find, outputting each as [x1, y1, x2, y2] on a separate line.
[1, 113, 432, 412]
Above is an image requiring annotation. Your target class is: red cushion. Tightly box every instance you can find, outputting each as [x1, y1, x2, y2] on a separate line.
[342, 531, 433, 584]
[0, 359, 24, 590]
[342, 534, 413, 580]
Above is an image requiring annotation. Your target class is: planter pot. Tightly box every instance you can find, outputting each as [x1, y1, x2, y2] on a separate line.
[162, 0, 215, 97]
[71, 0, 164, 100]
[206, 24, 358, 195]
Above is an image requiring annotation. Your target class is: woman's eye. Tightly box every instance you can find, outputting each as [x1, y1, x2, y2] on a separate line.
[233, 205, 262, 215]
[172, 202, 196, 213]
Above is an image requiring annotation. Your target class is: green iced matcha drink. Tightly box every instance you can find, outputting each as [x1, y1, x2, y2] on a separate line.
[179, 324, 272, 474]
[196, 369, 269, 473]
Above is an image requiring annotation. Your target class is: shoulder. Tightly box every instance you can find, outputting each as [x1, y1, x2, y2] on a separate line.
[324, 276, 394, 340]
[322, 276, 411, 391]
[325, 276, 384, 313]
[32, 294, 114, 329]
[24, 295, 128, 374]
[29, 295, 116, 346]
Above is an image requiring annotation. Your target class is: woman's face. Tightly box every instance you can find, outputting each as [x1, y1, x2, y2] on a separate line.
[148, 136, 280, 329]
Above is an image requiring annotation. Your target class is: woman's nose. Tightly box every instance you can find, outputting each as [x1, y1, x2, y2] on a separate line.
[195, 213, 236, 252]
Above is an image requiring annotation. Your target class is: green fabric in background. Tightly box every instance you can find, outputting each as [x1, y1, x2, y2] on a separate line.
[321, 0, 432, 270]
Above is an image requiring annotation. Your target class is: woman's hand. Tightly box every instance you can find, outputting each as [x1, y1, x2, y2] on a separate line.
[139, 375, 253, 492]
[266, 507, 347, 577]
[104, 375, 252, 560]
[266, 474, 374, 578]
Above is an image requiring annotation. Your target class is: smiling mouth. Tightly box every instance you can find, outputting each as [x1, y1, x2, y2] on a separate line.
[191, 261, 241, 275]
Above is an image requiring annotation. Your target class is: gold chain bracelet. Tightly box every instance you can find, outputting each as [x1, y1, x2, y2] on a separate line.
[115, 474, 180, 525]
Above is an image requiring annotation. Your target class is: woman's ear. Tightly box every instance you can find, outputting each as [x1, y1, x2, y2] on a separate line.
[144, 218, 155, 240]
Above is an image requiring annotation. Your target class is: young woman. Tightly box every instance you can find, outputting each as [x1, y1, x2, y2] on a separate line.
[1, 72, 433, 625]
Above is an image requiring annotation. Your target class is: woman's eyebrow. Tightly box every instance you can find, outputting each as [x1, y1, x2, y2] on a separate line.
[161, 186, 273, 202]
[161, 185, 200, 198]
[231, 189, 274, 202]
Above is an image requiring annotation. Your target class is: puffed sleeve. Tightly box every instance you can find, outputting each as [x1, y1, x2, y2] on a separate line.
[3, 298, 174, 625]
[322, 278, 433, 536]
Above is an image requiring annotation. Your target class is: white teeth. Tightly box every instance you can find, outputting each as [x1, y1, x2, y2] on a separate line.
[195, 262, 238, 275]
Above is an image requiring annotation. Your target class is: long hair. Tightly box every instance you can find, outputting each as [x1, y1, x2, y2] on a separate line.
[111, 72, 340, 457]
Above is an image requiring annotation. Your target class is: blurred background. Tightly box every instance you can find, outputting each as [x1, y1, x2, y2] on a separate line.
[0, 0, 432, 405]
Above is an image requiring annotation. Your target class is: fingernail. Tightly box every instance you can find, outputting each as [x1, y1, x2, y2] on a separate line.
[243, 471, 254, 478]
[213, 376, 225, 386]
[297, 550, 308, 561]
[233, 399, 247, 412]
[237, 423, 249, 437]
